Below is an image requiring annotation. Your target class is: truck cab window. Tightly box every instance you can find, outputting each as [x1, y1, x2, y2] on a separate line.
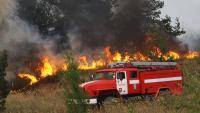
[117, 72, 125, 81]
[94, 72, 114, 80]
[130, 71, 137, 78]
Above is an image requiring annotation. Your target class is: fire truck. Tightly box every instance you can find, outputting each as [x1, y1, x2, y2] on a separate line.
[79, 62, 183, 104]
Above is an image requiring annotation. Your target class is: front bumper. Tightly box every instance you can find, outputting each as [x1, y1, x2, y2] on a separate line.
[68, 98, 98, 105]
[85, 98, 98, 104]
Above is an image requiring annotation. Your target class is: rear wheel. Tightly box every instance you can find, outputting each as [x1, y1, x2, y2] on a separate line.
[157, 89, 171, 101]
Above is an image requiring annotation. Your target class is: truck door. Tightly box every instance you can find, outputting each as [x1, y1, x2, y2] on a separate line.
[116, 71, 128, 95]
[128, 71, 140, 94]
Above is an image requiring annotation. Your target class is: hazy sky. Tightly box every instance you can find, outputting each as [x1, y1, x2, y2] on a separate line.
[161, 0, 200, 48]
[162, 0, 200, 35]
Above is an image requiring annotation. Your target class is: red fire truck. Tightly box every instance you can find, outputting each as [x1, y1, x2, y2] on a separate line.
[79, 62, 183, 104]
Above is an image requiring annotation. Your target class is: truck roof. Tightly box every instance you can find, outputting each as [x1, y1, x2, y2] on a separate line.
[96, 62, 179, 73]
[96, 66, 179, 73]
[96, 67, 138, 73]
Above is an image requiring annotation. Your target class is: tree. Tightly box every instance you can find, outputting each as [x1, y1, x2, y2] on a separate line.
[0, 50, 10, 111]
[18, 0, 185, 53]
[111, 0, 185, 52]
[17, 0, 65, 36]
[61, 53, 88, 113]
[17, 0, 113, 51]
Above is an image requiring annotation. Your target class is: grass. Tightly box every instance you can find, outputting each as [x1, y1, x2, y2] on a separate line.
[5, 59, 200, 113]
[5, 84, 66, 113]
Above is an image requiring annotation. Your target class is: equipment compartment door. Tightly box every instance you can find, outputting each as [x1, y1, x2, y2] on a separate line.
[116, 71, 128, 95]
[128, 71, 140, 94]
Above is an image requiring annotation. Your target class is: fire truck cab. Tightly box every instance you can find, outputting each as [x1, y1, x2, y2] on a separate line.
[79, 62, 183, 104]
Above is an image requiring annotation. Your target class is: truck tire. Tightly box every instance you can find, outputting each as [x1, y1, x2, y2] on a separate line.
[157, 89, 171, 101]
[143, 94, 155, 101]
[102, 96, 120, 105]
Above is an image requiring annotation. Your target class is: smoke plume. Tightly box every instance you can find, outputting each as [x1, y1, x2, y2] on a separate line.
[0, 0, 62, 82]
[0, 0, 186, 84]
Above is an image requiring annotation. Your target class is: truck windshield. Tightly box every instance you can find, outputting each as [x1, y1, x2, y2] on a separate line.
[94, 72, 114, 80]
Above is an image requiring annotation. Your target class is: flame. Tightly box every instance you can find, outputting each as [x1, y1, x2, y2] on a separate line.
[17, 56, 67, 86]
[133, 52, 151, 61]
[167, 51, 180, 60]
[78, 46, 199, 70]
[78, 56, 105, 70]
[151, 47, 180, 60]
[185, 51, 199, 59]
[18, 74, 38, 85]
[113, 52, 122, 62]
[40, 57, 54, 78]
[104, 46, 113, 63]
[17, 46, 200, 85]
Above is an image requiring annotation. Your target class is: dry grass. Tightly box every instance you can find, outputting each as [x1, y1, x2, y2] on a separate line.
[5, 84, 178, 113]
[5, 59, 200, 113]
[6, 85, 174, 113]
[5, 84, 66, 113]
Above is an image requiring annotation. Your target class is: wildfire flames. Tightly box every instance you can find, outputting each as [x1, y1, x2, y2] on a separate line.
[18, 74, 38, 85]
[17, 57, 67, 85]
[40, 57, 54, 78]
[17, 46, 199, 86]
[78, 47, 199, 70]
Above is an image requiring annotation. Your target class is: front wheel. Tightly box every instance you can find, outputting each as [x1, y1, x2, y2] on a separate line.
[102, 96, 120, 105]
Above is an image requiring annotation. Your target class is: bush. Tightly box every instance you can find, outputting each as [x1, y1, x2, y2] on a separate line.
[61, 53, 88, 113]
[161, 59, 200, 113]
[0, 50, 10, 111]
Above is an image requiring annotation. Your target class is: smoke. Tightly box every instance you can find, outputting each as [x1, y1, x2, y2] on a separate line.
[66, 0, 181, 53]
[0, 0, 187, 83]
[65, 0, 113, 53]
[64, 0, 145, 53]
[0, 0, 62, 82]
[180, 32, 200, 50]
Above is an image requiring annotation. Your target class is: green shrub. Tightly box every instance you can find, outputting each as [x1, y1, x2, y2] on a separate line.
[61, 53, 88, 113]
[161, 59, 200, 113]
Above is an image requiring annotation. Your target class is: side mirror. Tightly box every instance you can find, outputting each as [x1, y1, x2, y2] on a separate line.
[89, 75, 94, 80]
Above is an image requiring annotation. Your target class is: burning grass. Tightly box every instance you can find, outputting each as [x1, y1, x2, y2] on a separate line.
[16, 46, 200, 87]
[5, 59, 200, 113]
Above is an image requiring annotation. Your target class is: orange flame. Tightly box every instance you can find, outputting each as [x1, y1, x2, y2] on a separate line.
[18, 74, 38, 85]
[78, 46, 199, 70]
[17, 46, 200, 85]
[185, 51, 199, 59]
[78, 56, 105, 70]
[17, 56, 67, 85]
[167, 51, 180, 60]
[40, 57, 54, 78]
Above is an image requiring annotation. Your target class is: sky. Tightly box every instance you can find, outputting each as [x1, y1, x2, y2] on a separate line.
[161, 0, 200, 48]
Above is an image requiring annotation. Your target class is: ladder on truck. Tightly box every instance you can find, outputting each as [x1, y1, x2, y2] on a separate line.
[109, 62, 178, 70]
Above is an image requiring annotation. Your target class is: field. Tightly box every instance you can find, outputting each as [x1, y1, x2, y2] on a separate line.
[5, 59, 200, 113]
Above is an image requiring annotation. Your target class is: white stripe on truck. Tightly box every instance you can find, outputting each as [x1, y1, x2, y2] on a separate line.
[144, 76, 182, 83]
[129, 80, 140, 84]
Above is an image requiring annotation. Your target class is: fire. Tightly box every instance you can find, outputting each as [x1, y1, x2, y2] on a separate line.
[78, 56, 105, 70]
[151, 47, 180, 60]
[132, 52, 151, 61]
[167, 51, 180, 60]
[40, 57, 54, 78]
[78, 46, 199, 70]
[17, 46, 199, 86]
[185, 51, 199, 59]
[17, 56, 67, 86]
[78, 47, 152, 70]
[113, 52, 122, 62]
[18, 74, 38, 85]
